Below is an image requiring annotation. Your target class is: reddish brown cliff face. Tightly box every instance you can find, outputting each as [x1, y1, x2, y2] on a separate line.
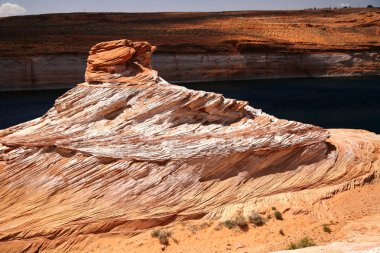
[85, 39, 157, 84]
[0, 9, 379, 90]
[0, 39, 379, 252]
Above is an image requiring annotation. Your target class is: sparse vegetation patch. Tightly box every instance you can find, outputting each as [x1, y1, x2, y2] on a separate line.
[235, 214, 248, 227]
[222, 220, 237, 229]
[287, 237, 316, 250]
[274, 210, 283, 220]
[323, 224, 332, 233]
[248, 212, 265, 226]
[151, 229, 173, 245]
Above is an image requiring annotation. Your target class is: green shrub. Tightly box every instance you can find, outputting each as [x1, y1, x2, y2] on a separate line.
[274, 211, 283, 220]
[248, 212, 264, 226]
[287, 237, 315, 250]
[272, 206, 277, 211]
[323, 224, 332, 233]
[222, 220, 237, 229]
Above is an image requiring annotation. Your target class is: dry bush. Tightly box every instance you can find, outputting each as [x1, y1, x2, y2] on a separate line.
[151, 229, 173, 245]
[222, 220, 237, 229]
[235, 215, 248, 227]
[323, 224, 332, 233]
[274, 211, 283, 220]
[248, 212, 264, 226]
[288, 237, 315, 250]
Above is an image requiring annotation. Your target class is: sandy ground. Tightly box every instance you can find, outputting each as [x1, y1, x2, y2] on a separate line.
[58, 183, 380, 253]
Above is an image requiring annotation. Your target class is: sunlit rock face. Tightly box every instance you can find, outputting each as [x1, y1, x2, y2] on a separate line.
[0, 39, 379, 251]
[85, 39, 158, 84]
[1, 9, 380, 90]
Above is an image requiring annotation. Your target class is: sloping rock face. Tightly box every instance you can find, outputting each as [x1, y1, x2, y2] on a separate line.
[0, 39, 379, 252]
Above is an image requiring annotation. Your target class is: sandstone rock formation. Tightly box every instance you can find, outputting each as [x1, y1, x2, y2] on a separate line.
[1, 9, 379, 90]
[0, 39, 379, 252]
[85, 40, 157, 84]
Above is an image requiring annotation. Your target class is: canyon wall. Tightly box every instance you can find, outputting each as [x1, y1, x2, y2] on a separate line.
[153, 51, 380, 82]
[1, 50, 379, 90]
[1, 9, 379, 91]
[0, 55, 87, 90]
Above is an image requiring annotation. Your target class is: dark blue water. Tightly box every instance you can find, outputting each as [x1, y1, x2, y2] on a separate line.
[0, 76, 379, 133]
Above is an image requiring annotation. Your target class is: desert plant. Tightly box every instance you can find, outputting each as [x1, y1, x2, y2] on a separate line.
[151, 229, 161, 238]
[287, 237, 315, 250]
[151, 229, 172, 245]
[279, 229, 285, 236]
[298, 237, 316, 248]
[158, 231, 172, 245]
[222, 220, 237, 229]
[288, 242, 298, 250]
[323, 224, 332, 233]
[159, 234, 169, 245]
[248, 212, 264, 226]
[274, 210, 283, 220]
[267, 214, 272, 219]
[272, 206, 277, 211]
[235, 215, 248, 227]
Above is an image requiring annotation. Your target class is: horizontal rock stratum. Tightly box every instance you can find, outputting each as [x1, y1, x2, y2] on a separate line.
[0, 39, 379, 252]
[0, 9, 379, 90]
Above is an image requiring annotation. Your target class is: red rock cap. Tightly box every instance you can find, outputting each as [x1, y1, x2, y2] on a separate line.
[85, 39, 158, 84]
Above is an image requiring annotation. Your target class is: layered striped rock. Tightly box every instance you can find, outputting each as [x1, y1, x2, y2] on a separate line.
[85, 39, 158, 84]
[0, 39, 379, 251]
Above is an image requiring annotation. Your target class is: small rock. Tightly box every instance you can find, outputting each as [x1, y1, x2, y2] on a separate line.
[214, 223, 223, 231]
[236, 242, 245, 249]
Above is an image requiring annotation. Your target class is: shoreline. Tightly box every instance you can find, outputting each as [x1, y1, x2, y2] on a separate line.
[0, 52, 379, 91]
[0, 75, 379, 92]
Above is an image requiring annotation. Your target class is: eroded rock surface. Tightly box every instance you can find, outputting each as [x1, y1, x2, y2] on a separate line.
[85, 39, 157, 84]
[0, 39, 379, 252]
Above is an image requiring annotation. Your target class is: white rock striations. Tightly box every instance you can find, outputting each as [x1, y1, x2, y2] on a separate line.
[0, 39, 379, 252]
